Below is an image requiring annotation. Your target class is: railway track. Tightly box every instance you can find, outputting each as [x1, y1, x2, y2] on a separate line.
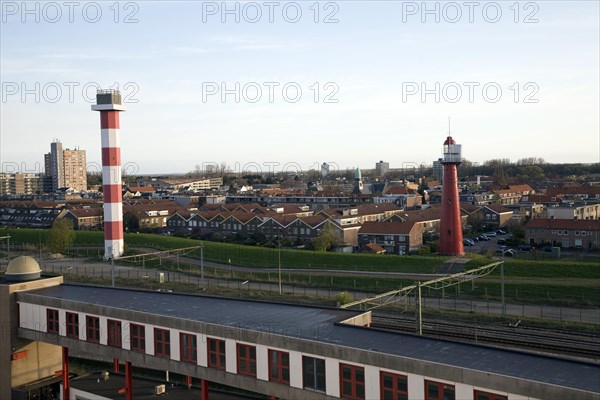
[371, 315, 600, 360]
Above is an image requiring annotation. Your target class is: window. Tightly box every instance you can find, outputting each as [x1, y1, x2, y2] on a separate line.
[66, 312, 79, 338]
[130, 324, 145, 352]
[237, 343, 257, 377]
[47, 308, 59, 334]
[179, 333, 197, 363]
[303, 356, 326, 392]
[154, 328, 171, 358]
[380, 371, 408, 400]
[474, 390, 508, 400]
[424, 380, 455, 400]
[107, 320, 122, 348]
[268, 350, 290, 385]
[339, 363, 365, 400]
[86, 316, 100, 343]
[207, 338, 226, 370]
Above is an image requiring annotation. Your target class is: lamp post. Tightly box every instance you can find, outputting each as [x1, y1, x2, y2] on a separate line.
[278, 238, 282, 295]
[200, 241, 204, 286]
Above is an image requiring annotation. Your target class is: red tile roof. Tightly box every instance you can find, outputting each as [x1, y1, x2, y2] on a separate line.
[526, 219, 600, 231]
[359, 221, 418, 235]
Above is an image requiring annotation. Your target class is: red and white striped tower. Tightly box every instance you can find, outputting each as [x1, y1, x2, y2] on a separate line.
[439, 134, 465, 256]
[92, 90, 126, 260]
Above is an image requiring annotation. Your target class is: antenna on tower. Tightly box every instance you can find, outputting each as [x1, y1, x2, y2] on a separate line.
[448, 117, 451, 136]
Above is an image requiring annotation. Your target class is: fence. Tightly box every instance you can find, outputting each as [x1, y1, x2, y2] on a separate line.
[40, 263, 600, 325]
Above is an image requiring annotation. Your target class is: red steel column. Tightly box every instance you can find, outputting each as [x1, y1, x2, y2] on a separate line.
[113, 358, 119, 373]
[62, 347, 69, 400]
[125, 361, 133, 400]
[200, 379, 209, 400]
[92, 90, 126, 260]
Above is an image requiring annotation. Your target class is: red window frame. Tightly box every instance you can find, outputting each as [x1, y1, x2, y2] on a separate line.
[474, 390, 508, 400]
[154, 328, 171, 358]
[380, 371, 408, 400]
[207, 337, 226, 370]
[66, 312, 79, 338]
[130, 323, 145, 352]
[107, 319, 122, 348]
[47, 308, 59, 334]
[180, 332, 197, 363]
[237, 343, 257, 377]
[424, 379, 455, 400]
[339, 363, 365, 400]
[268, 350, 290, 385]
[86, 316, 100, 343]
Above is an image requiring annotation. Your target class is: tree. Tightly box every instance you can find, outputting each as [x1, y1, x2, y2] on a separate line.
[48, 218, 75, 254]
[313, 223, 339, 251]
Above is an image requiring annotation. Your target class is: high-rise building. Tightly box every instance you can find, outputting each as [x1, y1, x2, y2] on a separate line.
[433, 158, 444, 182]
[321, 162, 330, 177]
[375, 160, 389, 176]
[45, 140, 87, 192]
[0, 173, 44, 196]
[63, 149, 87, 191]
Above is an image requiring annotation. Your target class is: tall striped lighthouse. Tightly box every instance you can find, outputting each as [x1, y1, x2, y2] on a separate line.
[92, 89, 126, 260]
[439, 134, 465, 256]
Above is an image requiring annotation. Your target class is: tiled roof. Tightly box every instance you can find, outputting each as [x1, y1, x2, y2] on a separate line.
[526, 219, 600, 231]
[484, 204, 513, 214]
[359, 221, 417, 235]
[125, 186, 155, 193]
[365, 243, 386, 253]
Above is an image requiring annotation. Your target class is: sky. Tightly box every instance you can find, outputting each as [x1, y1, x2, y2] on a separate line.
[1, 0, 599, 175]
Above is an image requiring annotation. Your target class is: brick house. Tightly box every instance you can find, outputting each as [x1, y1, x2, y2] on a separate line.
[358, 221, 422, 254]
[525, 219, 600, 250]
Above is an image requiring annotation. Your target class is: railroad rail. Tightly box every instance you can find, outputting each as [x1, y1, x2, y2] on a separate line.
[371, 315, 600, 360]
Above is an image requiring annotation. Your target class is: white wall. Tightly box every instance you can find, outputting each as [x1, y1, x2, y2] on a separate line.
[20, 302, 541, 400]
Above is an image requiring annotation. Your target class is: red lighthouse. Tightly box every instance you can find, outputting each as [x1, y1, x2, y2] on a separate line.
[439, 135, 465, 256]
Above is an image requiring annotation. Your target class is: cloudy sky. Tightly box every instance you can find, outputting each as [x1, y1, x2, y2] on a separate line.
[1, 1, 598, 175]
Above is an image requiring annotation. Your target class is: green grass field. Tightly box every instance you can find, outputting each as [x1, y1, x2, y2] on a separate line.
[4, 228, 599, 281]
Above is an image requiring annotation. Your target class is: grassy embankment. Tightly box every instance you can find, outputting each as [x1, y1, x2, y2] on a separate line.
[4, 228, 599, 307]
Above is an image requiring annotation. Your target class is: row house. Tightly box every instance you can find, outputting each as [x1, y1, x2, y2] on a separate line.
[460, 192, 496, 206]
[123, 185, 156, 198]
[546, 186, 600, 202]
[525, 219, 600, 250]
[545, 203, 600, 221]
[58, 207, 104, 230]
[226, 193, 374, 210]
[0, 201, 69, 228]
[319, 203, 405, 226]
[466, 205, 514, 228]
[520, 193, 562, 206]
[166, 209, 360, 246]
[492, 184, 534, 205]
[122, 202, 189, 231]
[375, 186, 423, 209]
[358, 221, 422, 255]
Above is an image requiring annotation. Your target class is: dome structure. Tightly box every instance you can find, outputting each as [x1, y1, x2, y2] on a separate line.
[5, 256, 42, 282]
[443, 136, 456, 145]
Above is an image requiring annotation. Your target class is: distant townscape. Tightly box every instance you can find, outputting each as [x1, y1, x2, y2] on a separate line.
[1, 140, 599, 253]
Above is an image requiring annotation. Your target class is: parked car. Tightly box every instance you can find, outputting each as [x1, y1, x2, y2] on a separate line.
[471, 236, 480, 242]
[496, 229, 507, 235]
[463, 238, 475, 246]
[485, 231, 498, 237]
[478, 235, 491, 241]
[497, 238, 507, 244]
[503, 249, 517, 257]
[517, 244, 533, 252]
